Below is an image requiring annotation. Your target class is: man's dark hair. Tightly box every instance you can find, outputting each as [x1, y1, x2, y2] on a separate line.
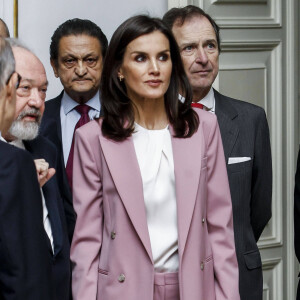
[50, 18, 108, 64]
[0, 18, 10, 38]
[100, 15, 199, 141]
[163, 5, 221, 53]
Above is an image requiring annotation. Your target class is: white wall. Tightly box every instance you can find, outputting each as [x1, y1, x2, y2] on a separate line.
[0, 0, 168, 99]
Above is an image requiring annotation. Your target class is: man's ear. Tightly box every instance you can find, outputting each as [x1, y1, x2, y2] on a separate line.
[0, 85, 8, 113]
[50, 59, 59, 78]
[5, 73, 16, 102]
[0, 77, 16, 135]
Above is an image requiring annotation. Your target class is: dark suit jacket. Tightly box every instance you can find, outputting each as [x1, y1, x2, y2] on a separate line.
[214, 90, 272, 300]
[0, 140, 53, 300]
[40, 92, 76, 242]
[41, 92, 103, 242]
[24, 136, 70, 300]
[294, 148, 300, 300]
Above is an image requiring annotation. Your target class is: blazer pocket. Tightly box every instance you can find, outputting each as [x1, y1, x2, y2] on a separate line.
[227, 159, 252, 174]
[201, 157, 208, 170]
[243, 250, 262, 270]
[98, 268, 108, 276]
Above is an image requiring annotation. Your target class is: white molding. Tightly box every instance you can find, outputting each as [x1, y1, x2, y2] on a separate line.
[221, 40, 281, 52]
[262, 257, 281, 269]
[261, 41, 283, 250]
[168, 0, 189, 7]
[263, 283, 270, 300]
[219, 40, 282, 249]
[168, 0, 281, 28]
[210, 0, 282, 28]
[213, 17, 281, 29]
[212, 0, 267, 3]
[285, 0, 298, 298]
[262, 258, 283, 300]
[168, 0, 203, 9]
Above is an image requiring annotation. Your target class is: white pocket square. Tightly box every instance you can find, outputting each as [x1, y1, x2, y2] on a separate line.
[228, 157, 251, 164]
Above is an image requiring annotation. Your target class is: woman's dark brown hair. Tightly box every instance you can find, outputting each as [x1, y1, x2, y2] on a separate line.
[100, 15, 199, 141]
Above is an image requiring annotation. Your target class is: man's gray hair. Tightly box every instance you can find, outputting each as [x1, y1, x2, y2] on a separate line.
[0, 38, 15, 91]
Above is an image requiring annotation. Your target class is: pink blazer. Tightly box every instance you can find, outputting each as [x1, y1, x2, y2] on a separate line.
[71, 110, 240, 300]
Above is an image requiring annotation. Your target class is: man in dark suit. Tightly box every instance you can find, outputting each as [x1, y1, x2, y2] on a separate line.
[40, 19, 108, 241]
[0, 38, 53, 299]
[163, 6, 272, 300]
[294, 150, 300, 300]
[4, 39, 70, 300]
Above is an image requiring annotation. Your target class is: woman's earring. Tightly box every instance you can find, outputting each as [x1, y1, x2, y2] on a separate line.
[118, 75, 124, 82]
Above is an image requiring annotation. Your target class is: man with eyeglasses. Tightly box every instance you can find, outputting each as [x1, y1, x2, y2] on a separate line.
[3, 39, 71, 300]
[0, 38, 53, 299]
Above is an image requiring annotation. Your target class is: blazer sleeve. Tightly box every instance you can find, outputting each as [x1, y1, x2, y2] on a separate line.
[0, 147, 53, 299]
[294, 148, 300, 262]
[71, 127, 103, 300]
[205, 117, 240, 300]
[250, 109, 272, 241]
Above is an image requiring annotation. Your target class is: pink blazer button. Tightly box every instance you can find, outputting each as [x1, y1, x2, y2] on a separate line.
[200, 262, 204, 270]
[118, 274, 125, 282]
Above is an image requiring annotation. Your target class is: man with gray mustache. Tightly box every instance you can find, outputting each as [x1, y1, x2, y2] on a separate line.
[8, 107, 42, 140]
[3, 39, 71, 300]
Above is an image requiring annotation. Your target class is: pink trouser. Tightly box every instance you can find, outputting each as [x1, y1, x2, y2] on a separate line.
[153, 272, 180, 300]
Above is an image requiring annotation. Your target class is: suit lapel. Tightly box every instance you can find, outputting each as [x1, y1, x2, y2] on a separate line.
[43, 92, 72, 198]
[214, 89, 239, 161]
[99, 134, 153, 262]
[45, 91, 64, 148]
[169, 126, 202, 260]
[99, 124, 203, 263]
[42, 183, 63, 256]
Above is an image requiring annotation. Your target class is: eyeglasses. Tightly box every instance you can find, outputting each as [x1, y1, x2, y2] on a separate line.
[6, 71, 22, 89]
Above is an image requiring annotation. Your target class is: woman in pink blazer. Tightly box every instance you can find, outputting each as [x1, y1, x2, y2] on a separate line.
[71, 15, 240, 300]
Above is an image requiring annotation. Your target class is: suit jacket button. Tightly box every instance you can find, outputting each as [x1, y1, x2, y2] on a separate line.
[202, 218, 205, 224]
[118, 274, 125, 282]
[200, 262, 204, 270]
[111, 231, 116, 239]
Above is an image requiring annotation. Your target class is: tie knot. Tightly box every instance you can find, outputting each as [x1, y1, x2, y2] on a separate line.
[75, 104, 90, 115]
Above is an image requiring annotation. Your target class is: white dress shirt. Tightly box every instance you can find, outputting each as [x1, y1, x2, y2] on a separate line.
[179, 87, 216, 113]
[0, 131, 5, 142]
[60, 91, 101, 165]
[132, 123, 179, 272]
[9, 139, 54, 253]
[197, 87, 215, 113]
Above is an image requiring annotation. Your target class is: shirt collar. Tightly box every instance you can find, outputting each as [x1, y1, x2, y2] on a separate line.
[61, 90, 101, 115]
[9, 139, 25, 149]
[0, 131, 8, 143]
[198, 87, 214, 110]
[0, 132, 6, 142]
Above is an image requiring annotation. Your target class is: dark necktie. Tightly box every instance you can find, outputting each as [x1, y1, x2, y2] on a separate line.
[191, 102, 204, 109]
[66, 104, 91, 191]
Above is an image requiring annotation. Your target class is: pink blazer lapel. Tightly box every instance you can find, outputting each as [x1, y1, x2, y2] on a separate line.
[99, 126, 205, 266]
[170, 126, 204, 260]
[99, 134, 153, 263]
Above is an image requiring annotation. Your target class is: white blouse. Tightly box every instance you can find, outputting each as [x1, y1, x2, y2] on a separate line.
[132, 123, 178, 272]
